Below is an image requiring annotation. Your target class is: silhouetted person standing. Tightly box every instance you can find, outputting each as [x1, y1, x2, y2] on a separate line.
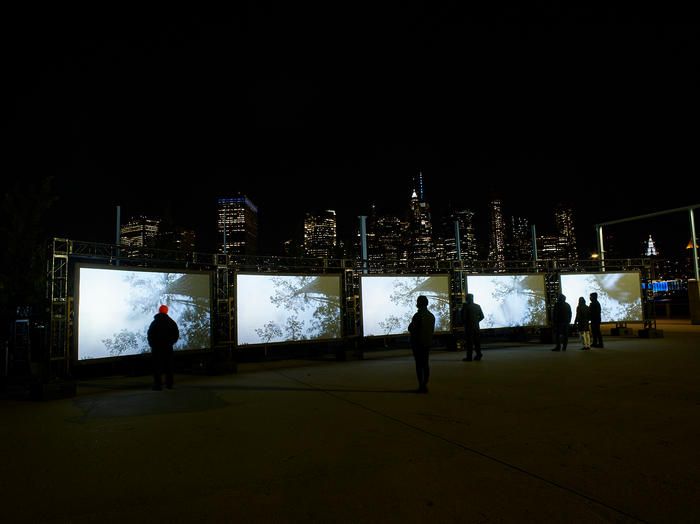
[589, 292, 603, 348]
[408, 295, 435, 393]
[574, 296, 591, 350]
[551, 294, 572, 351]
[462, 293, 485, 361]
[148, 304, 179, 390]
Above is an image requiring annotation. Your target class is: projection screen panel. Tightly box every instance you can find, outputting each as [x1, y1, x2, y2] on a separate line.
[560, 272, 643, 322]
[360, 275, 451, 337]
[236, 274, 342, 345]
[465, 274, 547, 329]
[77, 266, 212, 360]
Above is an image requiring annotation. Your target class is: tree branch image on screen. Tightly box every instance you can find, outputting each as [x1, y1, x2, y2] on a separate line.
[560, 272, 643, 322]
[360, 275, 451, 337]
[465, 274, 547, 329]
[236, 274, 342, 345]
[77, 267, 212, 360]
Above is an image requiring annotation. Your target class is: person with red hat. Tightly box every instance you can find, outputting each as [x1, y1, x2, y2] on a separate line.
[147, 304, 179, 390]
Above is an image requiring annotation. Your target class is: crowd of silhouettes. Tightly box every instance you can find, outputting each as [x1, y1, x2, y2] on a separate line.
[145, 290, 606, 395]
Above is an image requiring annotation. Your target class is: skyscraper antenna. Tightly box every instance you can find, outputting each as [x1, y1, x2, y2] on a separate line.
[414, 170, 425, 201]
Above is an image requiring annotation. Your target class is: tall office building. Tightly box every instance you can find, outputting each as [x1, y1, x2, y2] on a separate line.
[375, 215, 408, 272]
[434, 238, 446, 262]
[443, 209, 479, 268]
[158, 226, 197, 254]
[488, 198, 506, 270]
[407, 188, 435, 271]
[554, 204, 578, 261]
[304, 210, 337, 258]
[644, 234, 659, 257]
[510, 216, 531, 262]
[537, 234, 560, 260]
[217, 195, 258, 256]
[360, 205, 406, 273]
[413, 171, 426, 201]
[120, 215, 161, 258]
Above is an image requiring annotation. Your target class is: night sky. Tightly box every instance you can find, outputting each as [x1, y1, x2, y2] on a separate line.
[4, 10, 699, 257]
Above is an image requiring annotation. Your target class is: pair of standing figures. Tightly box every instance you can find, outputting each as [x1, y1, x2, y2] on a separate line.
[408, 294, 484, 394]
[552, 293, 604, 351]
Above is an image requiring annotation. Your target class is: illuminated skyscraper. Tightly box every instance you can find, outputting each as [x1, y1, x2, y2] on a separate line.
[379, 215, 409, 272]
[217, 195, 258, 256]
[304, 210, 337, 258]
[407, 188, 435, 271]
[488, 198, 506, 270]
[554, 204, 578, 261]
[362, 205, 406, 273]
[510, 216, 531, 262]
[443, 209, 479, 268]
[537, 234, 559, 260]
[120, 215, 161, 258]
[413, 171, 426, 201]
[644, 234, 659, 256]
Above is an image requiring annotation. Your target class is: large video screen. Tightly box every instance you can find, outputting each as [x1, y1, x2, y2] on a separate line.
[465, 274, 547, 329]
[77, 266, 212, 360]
[560, 272, 643, 322]
[360, 275, 451, 337]
[236, 274, 342, 345]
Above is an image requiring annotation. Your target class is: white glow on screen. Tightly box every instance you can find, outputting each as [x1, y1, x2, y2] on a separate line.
[360, 275, 451, 337]
[465, 274, 547, 328]
[560, 272, 643, 322]
[236, 274, 342, 345]
[77, 266, 212, 360]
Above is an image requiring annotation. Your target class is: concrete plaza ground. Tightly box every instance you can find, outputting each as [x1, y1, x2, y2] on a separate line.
[2, 319, 699, 523]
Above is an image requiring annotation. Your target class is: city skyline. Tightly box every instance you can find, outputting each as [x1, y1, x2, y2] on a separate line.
[3, 14, 699, 260]
[103, 178, 692, 267]
[8, 169, 698, 261]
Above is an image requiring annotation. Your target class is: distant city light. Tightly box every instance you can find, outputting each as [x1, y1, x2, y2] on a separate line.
[645, 234, 658, 257]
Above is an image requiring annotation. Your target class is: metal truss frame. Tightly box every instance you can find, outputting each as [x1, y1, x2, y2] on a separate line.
[46, 237, 656, 377]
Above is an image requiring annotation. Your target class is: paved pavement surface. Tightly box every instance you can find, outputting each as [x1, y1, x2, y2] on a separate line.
[2, 319, 699, 523]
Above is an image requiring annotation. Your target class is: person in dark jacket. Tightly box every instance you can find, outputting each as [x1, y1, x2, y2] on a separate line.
[589, 292, 604, 348]
[147, 304, 180, 390]
[551, 294, 572, 351]
[408, 295, 435, 393]
[461, 293, 485, 361]
[574, 296, 591, 350]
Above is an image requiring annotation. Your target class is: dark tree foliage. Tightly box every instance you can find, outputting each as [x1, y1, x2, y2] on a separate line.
[0, 177, 57, 336]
